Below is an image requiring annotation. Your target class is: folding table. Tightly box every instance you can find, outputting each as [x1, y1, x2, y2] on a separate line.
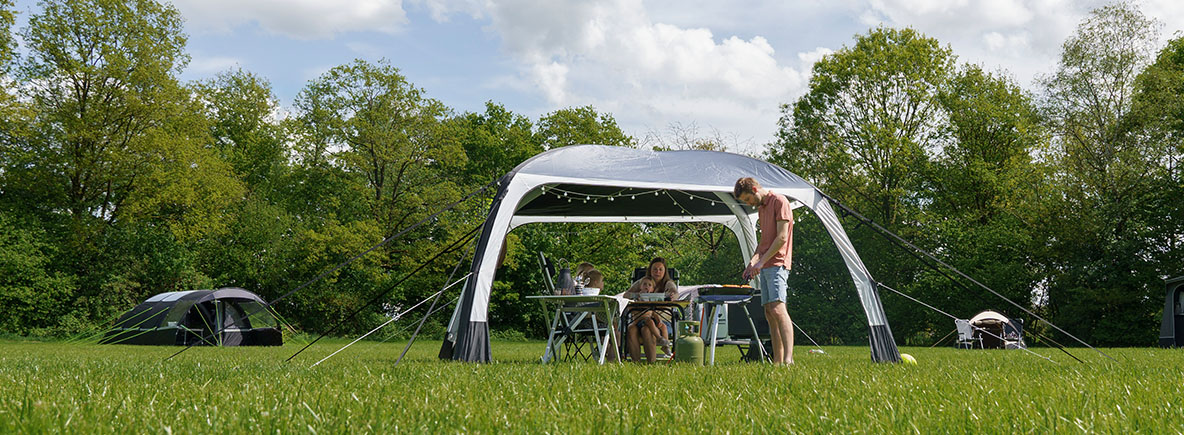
[526, 294, 624, 364]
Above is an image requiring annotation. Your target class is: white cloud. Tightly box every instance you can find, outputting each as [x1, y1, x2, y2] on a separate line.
[856, 0, 1105, 85]
[797, 47, 835, 65]
[467, 0, 810, 151]
[187, 55, 243, 75]
[172, 0, 409, 39]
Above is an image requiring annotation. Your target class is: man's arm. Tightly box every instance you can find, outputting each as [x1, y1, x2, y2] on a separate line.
[744, 220, 790, 279]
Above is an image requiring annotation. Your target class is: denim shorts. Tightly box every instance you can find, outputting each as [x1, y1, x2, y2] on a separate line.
[759, 266, 789, 306]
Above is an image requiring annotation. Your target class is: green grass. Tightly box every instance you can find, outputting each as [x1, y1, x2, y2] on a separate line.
[2, 339, 1182, 433]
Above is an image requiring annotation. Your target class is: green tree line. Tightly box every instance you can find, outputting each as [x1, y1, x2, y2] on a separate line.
[0, 0, 1179, 346]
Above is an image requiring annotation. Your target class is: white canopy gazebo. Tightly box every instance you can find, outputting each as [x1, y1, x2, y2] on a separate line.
[441, 145, 900, 363]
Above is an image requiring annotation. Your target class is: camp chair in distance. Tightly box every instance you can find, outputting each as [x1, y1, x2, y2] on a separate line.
[955, 319, 983, 349]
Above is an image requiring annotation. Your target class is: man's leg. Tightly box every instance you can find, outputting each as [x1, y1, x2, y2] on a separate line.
[770, 302, 794, 364]
[765, 303, 783, 364]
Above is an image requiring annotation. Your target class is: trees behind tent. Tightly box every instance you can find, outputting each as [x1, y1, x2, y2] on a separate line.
[0, 0, 1181, 346]
[770, 3, 1183, 346]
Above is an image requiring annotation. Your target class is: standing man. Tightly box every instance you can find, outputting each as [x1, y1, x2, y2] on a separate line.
[734, 177, 794, 365]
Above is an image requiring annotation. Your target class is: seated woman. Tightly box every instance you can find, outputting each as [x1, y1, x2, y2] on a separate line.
[623, 257, 678, 363]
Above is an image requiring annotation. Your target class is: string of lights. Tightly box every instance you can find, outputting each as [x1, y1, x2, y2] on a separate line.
[537, 185, 730, 208]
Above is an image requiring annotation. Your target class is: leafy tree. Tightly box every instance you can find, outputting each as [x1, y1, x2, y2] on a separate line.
[193, 69, 288, 193]
[1130, 37, 1184, 273]
[449, 101, 542, 186]
[0, 0, 13, 72]
[293, 59, 463, 234]
[0, 213, 75, 335]
[536, 106, 632, 148]
[0, 0, 26, 179]
[771, 27, 957, 343]
[1038, 2, 1167, 345]
[12, 0, 241, 241]
[912, 66, 1050, 330]
[774, 27, 954, 226]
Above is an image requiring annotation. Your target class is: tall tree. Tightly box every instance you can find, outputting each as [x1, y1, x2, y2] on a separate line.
[536, 106, 632, 148]
[449, 101, 542, 186]
[0, 0, 244, 334]
[0, 0, 26, 174]
[770, 27, 956, 342]
[0, 0, 13, 71]
[914, 65, 1050, 331]
[13, 0, 240, 240]
[1038, 2, 1166, 345]
[293, 59, 463, 235]
[773, 27, 954, 226]
[193, 69, 288, 193]
[1130, 36, 1184, 272]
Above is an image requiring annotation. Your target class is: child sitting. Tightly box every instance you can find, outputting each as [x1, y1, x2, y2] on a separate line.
[623, 277, 667, 363]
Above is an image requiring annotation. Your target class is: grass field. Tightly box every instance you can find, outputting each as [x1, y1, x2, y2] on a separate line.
[2, 338, 1182, 433]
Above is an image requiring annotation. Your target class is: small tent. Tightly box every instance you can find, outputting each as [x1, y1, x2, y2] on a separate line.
[441, 145, 900, 363]
[100, 287, 282, 346]
[969, 310, 1025, 349]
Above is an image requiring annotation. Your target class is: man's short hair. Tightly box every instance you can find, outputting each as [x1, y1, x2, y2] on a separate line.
[733, 177, 760, 198]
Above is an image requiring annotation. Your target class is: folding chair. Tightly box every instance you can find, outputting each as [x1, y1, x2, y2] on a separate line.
[955, 319, 983, 349]
[538, 252, 557, 294]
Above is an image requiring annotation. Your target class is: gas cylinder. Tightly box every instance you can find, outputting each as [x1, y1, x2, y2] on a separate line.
[673, 320, 704, 365]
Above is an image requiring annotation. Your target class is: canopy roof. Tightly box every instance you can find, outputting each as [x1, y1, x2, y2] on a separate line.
[506, 146, 815, 223]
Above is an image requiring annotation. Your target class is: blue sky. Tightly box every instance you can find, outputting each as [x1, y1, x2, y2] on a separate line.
[11, 0, 1184, 154]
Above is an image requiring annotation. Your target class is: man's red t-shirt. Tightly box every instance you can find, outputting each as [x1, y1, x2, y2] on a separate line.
[757, 192, 794, 269]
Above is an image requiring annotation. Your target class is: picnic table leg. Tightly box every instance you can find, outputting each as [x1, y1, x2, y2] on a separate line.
[605, 302, 621, 364]
[741, 304, 768, 363]
[707, 304, 720, 366]
[542, 305, 562, 364]
[590, 312, 605, 364]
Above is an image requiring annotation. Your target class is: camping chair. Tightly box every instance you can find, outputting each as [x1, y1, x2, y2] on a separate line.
[955, 319, 983, 349]
[538, 252, 557, 294]
[619, 267, 683, 362]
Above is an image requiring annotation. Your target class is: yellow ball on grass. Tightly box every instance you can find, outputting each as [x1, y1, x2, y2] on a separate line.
[900, 353, 917, 365]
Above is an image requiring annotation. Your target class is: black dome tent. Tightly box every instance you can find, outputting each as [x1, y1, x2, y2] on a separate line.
[100, 287, 282, 346]
[440, 145, 901, 363]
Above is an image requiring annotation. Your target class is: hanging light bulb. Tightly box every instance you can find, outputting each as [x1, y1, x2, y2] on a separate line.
[608, 197, 614, 201]
[585, 196, 590, 200]
[654, 191, 659, 196]
[567, 198, 572, 202]
[630, 195, 635, 200]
